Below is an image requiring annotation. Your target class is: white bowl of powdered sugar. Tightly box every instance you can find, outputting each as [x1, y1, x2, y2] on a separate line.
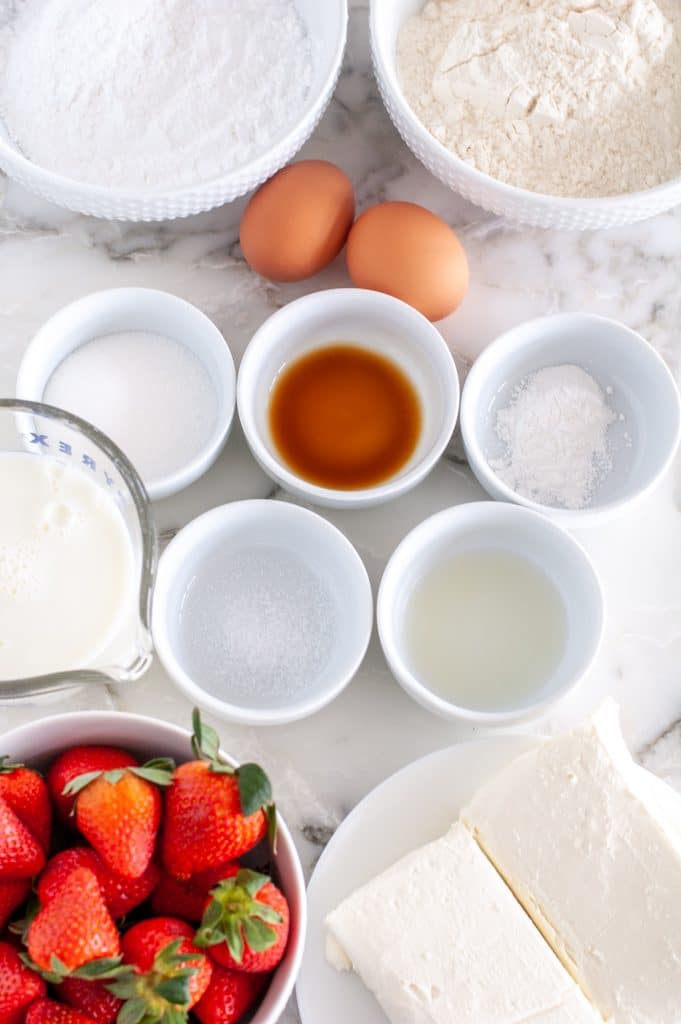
[0, 0, 347, 220]
[372, 0, 681, 229]
[460, 314, 681, 527]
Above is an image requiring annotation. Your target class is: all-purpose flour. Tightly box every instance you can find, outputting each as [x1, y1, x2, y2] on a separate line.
[398, 0, 681, 197]
[0, 0, 314, 189]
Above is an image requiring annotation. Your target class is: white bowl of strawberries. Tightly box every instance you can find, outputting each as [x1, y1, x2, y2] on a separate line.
[0, 709, 306, 1024]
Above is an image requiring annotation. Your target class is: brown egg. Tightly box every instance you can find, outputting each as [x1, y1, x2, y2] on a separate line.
[346, 201, 469, 321]
[240, 160, 355, 283]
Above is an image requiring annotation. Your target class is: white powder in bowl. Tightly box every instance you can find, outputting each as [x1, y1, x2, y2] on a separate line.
[0, 0, 314, 189]
[489, 364, 617, 510]
[44, 331, 218, 486]
[177, 544, 336, 708]
[397, 0, 681, 197]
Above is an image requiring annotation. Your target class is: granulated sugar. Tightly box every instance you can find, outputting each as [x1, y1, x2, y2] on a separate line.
[490, 364, 617, 510]
[0, 0, 314, 188]
[177, 544, 336, 708]
[44, 331, 217, 486]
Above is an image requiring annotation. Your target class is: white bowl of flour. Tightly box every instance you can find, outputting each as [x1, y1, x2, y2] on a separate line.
[460, 314, 681, 526]
[372, 0, 681, 228]
[0, 0, 347, 220]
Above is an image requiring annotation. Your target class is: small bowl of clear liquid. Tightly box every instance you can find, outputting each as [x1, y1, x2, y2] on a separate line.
[377, 501, 604, 724]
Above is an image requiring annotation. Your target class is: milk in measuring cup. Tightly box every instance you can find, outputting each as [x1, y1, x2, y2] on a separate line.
[0, 453, 135, 680]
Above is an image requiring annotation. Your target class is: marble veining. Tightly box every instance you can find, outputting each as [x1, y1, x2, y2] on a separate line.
[1, 4, 681, 1020]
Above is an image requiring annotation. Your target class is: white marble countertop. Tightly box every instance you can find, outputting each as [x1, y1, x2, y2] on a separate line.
[2, 3, 681, 1019]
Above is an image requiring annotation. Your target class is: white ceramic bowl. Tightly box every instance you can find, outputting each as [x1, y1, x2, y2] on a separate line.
[0, 1, 347, 221]
[0, 710, 306, 1024]
[377, 501, 604, 724]
[460, 314, 681, 528]
[370, 0, 681, 229]
[152, 499, 373, 725]
[238, 289, 460, 509]
[16, 288, 236, 501]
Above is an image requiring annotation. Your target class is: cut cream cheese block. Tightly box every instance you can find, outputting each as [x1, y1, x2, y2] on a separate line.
[325, 822, 601, 1024]
[462, 700, 681, 1024]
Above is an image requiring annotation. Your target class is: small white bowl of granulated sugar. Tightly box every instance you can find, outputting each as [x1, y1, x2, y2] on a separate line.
[460, 313, 681, 527]
[16, 288, 236, 501]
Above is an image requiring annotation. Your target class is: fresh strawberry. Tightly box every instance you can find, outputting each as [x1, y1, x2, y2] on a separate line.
[0, 940, 46, 1024]
[162, 712, 275, 879]
[196, 868, 289, 973]
[46, 747, 138, 825]
[0, 758, 52, 854]
[110, 917, 212, 1016]
[63, 759, 173, 879]
[27, 866, 120, 973]
[0, 878, 31, 929]
[25, 1000, 97, 1024]
[193, 965, 268, 1024]
[0, 796, 45, 880]
[150, 863, 237, 923]
[38, 848, 159, 920]
[57, 979, 122, 1024]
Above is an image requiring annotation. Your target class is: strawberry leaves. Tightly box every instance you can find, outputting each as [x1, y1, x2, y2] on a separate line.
[236, 763, 272, 817]
[190, 711, 222, 765]
[19, 951, 128, 985]
[63, 759, 175, 801]
[109, 938, 202, 1024]
[194, 869, 282, 964]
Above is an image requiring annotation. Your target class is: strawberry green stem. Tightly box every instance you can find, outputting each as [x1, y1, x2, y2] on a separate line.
[194, 869, 282, 964]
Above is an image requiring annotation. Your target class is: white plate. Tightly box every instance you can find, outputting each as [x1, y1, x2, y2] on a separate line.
[296, 734, 540, 1024]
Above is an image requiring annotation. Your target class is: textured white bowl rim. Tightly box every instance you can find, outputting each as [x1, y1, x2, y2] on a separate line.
[369, 0, 681, 224]
[0, 710, 306, 1024]
[377, 501, 605, 724]
[152, 498, 374, 725]
[460, 312, 681, 526]
[0, 1, 348, 220]
[237, 288, 460, 509]
[15, 287, 237, 501]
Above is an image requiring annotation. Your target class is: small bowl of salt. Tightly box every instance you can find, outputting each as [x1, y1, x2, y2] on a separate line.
[460, 313, 681, 526]
[16, 287, 236, 500]
[151, 499, 373, 726]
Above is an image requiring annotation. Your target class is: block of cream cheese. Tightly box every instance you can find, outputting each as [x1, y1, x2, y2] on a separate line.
[462, 700, 681, 1024]
[325, 822, 601, 1024]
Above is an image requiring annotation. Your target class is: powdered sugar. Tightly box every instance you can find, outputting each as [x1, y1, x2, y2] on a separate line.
[490, 365, 618, 510]
[397, 0, 681, 197]
[0, 0, 314, 189]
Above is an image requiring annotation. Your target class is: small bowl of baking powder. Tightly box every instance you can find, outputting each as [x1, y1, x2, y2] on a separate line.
[460, 313, 681, 527]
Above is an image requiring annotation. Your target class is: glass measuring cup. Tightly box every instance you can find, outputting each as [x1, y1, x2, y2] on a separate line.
[0, 399, 157, 700]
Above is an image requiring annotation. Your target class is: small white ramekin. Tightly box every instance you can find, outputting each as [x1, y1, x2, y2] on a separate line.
[460, 313, 681, 528]
[237, 288, 460, 509]
[0, 710, 306, 1024]
[16, 288, 236, 501]
[152, 499, 373, 726]
[377, 501, 604, 725]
